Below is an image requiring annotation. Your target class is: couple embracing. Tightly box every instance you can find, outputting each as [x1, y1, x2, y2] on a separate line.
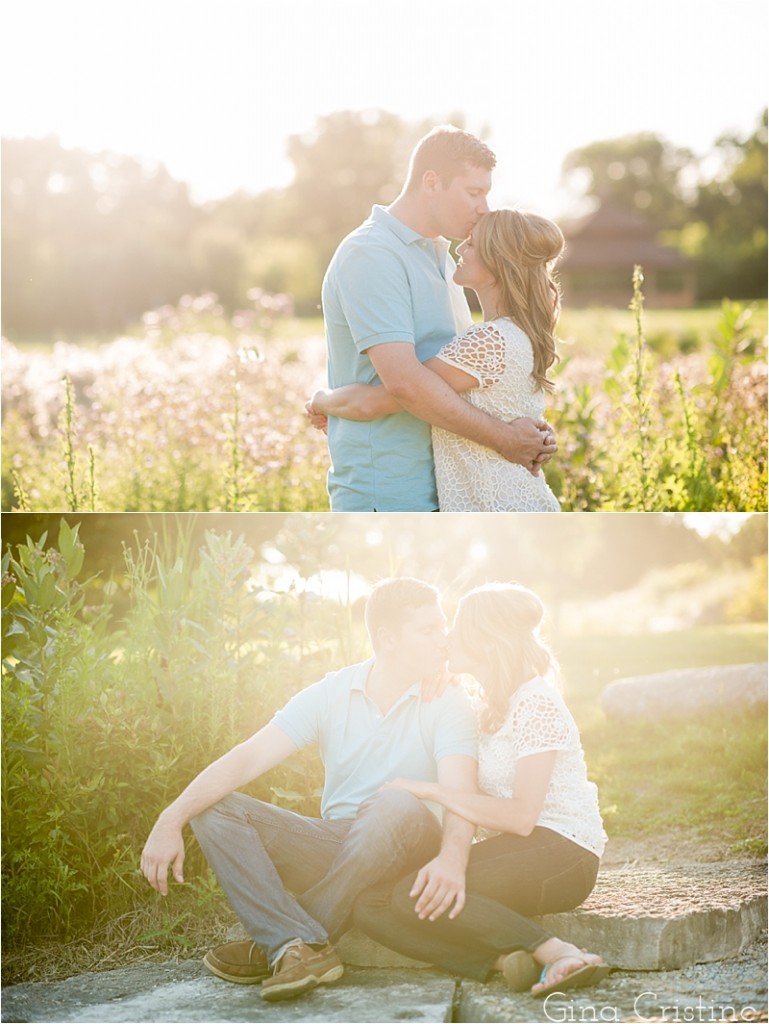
[141, 577, 610, 1002]
[306, 125, 564, 512]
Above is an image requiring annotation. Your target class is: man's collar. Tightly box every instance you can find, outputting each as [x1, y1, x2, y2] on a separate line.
[371, 204, 447, 249]
[352, 655, 423, 699]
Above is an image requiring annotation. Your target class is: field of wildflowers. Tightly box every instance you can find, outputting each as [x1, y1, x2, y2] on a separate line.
[2, 281, 766, 512]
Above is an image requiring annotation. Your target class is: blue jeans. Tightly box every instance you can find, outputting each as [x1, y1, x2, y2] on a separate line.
[190, 788, 442, 964]
[354, 826, 599, 981]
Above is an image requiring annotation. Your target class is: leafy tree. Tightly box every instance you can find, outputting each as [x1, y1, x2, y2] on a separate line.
[690, 109, 768, 299]
[561, 114, 768, 299]
[561, 132, 694, 227]
[281, 110, 435, 267]
[2, 136, 200, 338]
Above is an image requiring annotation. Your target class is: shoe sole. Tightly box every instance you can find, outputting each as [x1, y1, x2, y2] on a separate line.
[260, 963, 345, 1002]
[202, 952, 269, 985]
[534, 962, 612, 998]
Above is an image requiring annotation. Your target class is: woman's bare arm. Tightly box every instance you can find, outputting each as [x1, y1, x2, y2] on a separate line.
[384, 750, 557, 836]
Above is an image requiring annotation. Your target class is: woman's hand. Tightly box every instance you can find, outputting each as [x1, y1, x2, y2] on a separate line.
[381, 777, 435, 802]
[420, 667, 460, 703]
[305, 399, 328, 433]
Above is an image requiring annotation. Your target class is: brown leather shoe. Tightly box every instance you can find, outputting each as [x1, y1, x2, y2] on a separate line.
[203, 940, 270, 984]
[260, 941, 344, 1002]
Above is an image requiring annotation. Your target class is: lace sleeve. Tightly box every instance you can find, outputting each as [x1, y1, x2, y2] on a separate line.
[510, 693, 573, 759]
[434, 322, 506, 387]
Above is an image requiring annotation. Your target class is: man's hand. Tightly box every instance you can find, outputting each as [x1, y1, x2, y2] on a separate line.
[141, 817, 186, 896]
[501, 418, 557, 475]
[409, 852, 467, 921]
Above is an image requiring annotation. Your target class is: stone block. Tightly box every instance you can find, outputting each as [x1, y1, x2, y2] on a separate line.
[534, 864, 767, 970]
[601, 662, 767, 721]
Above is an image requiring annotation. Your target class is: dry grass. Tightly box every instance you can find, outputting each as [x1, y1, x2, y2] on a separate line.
[2, 897, 239, 986]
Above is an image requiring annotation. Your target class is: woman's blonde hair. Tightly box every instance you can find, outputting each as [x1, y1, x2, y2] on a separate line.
[472, 209, 564, 393]
[453, 582, 557, 733]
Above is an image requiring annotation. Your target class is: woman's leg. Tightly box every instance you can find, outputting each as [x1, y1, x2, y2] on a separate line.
[462, 828, 599, 917]
[354, 828, 599, 982]
[355, 873, 551, 980]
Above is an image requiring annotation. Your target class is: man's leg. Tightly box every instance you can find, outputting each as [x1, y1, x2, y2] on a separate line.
[190, 791, 350, 963]
[299, 788, 443, 941]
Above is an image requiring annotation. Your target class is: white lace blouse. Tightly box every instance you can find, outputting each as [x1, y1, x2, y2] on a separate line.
[477, 676, 607, 857]
[432, 318, 560, 512]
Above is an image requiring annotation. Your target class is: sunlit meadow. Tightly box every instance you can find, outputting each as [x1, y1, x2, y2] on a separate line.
[2, 281, 766, 512]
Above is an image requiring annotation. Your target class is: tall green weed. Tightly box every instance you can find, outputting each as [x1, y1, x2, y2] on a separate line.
[1, 522, 351, 947]
[548, 283, 766, 510]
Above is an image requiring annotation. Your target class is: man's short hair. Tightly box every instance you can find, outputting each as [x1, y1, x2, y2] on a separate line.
[405, 125, 496, 192]
[365, 577, 440, 645]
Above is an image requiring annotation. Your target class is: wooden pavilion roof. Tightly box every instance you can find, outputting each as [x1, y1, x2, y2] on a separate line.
[559, 200, 693, 270]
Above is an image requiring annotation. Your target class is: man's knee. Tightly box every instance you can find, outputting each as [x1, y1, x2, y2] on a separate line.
[189, 792, 256, 840]
[359, 786, 424, 819]
[356, 788, 441, 843]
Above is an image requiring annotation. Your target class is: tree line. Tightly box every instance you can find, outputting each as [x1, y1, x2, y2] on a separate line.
[3, 511, 766, 615]
[2, 108, 766, 340]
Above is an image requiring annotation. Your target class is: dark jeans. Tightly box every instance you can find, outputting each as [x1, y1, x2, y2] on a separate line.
[354, 826, 599, 981]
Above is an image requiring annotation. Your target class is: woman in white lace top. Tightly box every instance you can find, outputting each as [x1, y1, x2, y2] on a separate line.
[308, 209, 563, 511]
[354, 583, 610, 998]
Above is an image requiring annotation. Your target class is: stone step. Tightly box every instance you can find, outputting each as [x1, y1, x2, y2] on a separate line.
[0, 963, 456, 1023]
[339, 863, 767, 972]
[3, 945, 767, 1024]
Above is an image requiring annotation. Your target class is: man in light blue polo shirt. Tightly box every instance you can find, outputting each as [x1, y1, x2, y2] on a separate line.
[318, 125, 556, 510]
[140, 578, 477, 1003]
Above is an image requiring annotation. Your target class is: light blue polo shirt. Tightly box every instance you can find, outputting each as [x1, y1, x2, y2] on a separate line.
[271, 658, 478, 820]
[321, 205, 470, 511]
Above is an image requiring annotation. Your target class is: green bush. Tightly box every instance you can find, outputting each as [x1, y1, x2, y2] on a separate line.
[1, 521, 346, 948]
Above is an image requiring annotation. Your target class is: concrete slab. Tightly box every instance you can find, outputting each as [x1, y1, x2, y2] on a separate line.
[534, 863, 767, 970]
[0, 963, 455, 1023]
[458, 934, 768, 1023]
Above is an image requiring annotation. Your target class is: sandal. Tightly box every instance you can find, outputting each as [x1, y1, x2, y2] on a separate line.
[532, 955, 611, 998]
[500, 950, 541, 992]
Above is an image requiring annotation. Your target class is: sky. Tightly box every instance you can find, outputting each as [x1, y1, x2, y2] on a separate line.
[3, 0, 767, 216]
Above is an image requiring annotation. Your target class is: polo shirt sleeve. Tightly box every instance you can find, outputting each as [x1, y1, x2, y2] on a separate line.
[432, 686, 479, 762]
[333, 243, 416, 352]
[270, 675, 330, 749]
